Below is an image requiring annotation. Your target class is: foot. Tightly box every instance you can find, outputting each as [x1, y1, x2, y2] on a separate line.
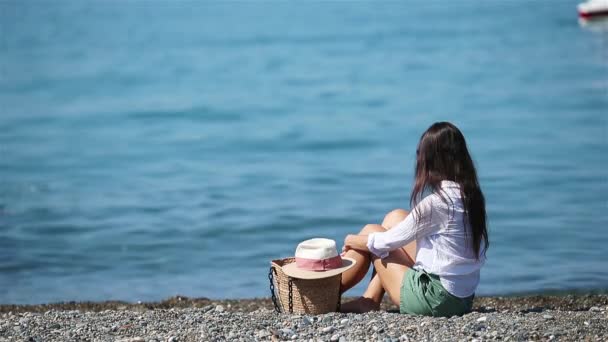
[340, 296, 380, 313]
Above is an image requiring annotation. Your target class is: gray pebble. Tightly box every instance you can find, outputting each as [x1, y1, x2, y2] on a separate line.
[301, 316, 313, 326]
[116, 338, 145, 342]
[215, 305, 225, 313]
[543, 314, 554, 320]
[0, 298, 606, 342]
[321, 326, 334, 334]
[281, 328, 294, 336]
[589, 306, 601, 312]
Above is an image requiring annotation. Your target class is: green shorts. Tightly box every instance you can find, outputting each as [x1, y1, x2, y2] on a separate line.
[400, 268, 474, 317]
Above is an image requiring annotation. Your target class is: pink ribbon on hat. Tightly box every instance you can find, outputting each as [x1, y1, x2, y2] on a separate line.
[295, 255, 343, 271]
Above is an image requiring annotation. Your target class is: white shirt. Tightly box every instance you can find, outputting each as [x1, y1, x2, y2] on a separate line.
[367, 180, 485, 298]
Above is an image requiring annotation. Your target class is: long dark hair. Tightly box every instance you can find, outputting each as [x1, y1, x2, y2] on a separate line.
[410, 122, 489, 259]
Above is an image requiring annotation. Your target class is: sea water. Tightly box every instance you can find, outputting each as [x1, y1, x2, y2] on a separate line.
[1, 1, 607, 304]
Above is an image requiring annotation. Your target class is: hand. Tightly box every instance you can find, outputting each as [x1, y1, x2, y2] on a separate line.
[341, 235, 353, 255]
[341, 244, 351, 255]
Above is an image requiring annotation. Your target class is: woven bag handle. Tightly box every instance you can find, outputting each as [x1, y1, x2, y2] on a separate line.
[287, 276, 293, 314]
[268, 266, 281, 313]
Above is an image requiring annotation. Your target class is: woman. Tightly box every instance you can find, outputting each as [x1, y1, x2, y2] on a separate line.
[340, 122, 489, 317]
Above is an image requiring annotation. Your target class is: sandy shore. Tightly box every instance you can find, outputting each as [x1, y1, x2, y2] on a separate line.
[1, 294, 606, 341]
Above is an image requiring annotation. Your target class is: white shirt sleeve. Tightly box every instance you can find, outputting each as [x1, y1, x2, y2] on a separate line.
[367, 193, 445, 259]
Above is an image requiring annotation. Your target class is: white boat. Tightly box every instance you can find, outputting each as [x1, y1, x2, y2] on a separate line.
[578, 0, 608, 19]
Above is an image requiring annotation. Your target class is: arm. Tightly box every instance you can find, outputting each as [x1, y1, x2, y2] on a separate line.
[342, 224, 386, 253]
[366, 194, 444, 258]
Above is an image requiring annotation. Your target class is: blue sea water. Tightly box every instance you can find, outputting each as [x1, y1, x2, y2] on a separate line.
[1, 1, 607, 304]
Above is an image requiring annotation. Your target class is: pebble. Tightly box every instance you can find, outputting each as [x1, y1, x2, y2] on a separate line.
[0, 297, 606, 342]
[302, 316, 313, 326]
[321, 326, 335, 334]
[215, 305, 225, 313]
[543, 314, 554, 320]
[589, 306, 601, 312]
[116, 338, 145, 342]
[372, 325, 384, 333]
[281, 328, 294, 336]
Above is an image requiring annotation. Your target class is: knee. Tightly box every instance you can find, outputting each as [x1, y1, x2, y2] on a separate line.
[360, 224, 385, 234]
[382, 209, 409, 229]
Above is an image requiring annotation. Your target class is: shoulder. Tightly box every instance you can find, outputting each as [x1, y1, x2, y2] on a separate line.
[411, 192, 448, 219]
[416, 182, 463, 213]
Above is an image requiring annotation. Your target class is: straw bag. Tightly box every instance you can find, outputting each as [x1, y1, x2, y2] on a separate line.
[268, 258, 341, 314]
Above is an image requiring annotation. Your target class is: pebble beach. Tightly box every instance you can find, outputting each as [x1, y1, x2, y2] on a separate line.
[1, 294, 606, 341]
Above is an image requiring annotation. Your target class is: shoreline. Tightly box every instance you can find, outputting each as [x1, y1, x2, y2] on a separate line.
[1, 294, 606, 341]
[1, 293, 607, 313]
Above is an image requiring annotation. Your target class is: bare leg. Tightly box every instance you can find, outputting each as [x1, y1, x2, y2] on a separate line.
[362, 271, 384, 303]
[383, 209, 417, 263]
[340, 226, 375, 293]
[341, 209, 413, 292]
[341, 209, 416, 312]
[341, 271, 384, 313]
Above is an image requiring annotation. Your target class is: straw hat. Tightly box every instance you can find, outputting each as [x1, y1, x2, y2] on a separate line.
[282, 238, 356, 280]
